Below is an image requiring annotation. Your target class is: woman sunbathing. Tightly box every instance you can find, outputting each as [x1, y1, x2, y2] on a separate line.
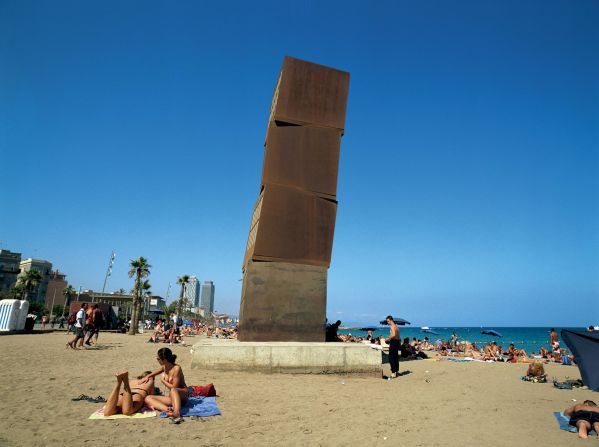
[141, 347, 188, 422]
[564, 400, 599, 439]
[103, 371, 155, 416]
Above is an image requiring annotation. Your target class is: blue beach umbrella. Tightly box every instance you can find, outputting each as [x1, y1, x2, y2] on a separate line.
[379, 317, 411, 326]
[481, 329, 502, 337]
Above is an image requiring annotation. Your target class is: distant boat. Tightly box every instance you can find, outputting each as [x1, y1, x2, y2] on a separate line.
[421, 326, 439, 335]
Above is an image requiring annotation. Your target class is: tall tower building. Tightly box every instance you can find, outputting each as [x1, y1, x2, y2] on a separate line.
[184, 276, 201, 307]
[200, 281, 215, 314]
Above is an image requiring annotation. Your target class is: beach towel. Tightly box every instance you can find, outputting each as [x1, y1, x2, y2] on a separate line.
[437, 357, 472, 363]
[89, 407, 157, 420]
[553, 412, 597, 435]
[159, 396, 221, 418]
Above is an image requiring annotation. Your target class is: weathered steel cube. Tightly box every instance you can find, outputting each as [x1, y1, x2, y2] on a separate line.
[242, 183, 337, 269]
[269, 56, 350, 130]
[262, 123, 341, 200]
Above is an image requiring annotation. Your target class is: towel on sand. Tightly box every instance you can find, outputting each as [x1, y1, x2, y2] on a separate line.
[89, 407, 157, 420]
[553, 412, 597, 435]
[160, 396, 220, 418]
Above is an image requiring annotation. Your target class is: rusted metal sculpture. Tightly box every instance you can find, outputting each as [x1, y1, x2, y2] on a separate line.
[239, 57, 349, 342]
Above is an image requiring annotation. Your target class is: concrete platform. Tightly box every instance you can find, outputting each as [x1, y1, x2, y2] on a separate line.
[190, 338, 382, 375]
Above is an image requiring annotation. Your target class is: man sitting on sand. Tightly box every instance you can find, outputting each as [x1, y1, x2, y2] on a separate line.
[564, 400, 599, 439]
[103, 371, 155, 416]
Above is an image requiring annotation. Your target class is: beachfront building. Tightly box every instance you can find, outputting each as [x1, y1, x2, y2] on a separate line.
[200, 281, 215, 314]
[77, 290, 166, 320]
[18, 258, 52, 302]
[149, 295, 166, 311]
[44, 270, 68, 310]
[0, 249, 22, 293]
[185, 275, 201, 307]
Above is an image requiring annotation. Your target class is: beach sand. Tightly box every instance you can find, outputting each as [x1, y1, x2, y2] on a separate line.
[0, 331, 591, 446]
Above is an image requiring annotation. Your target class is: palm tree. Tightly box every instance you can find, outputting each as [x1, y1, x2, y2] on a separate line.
[127, 257, 151, 335]
[140, 280, 151, 323]
[176, 275, 190, 318]
[18, 270, 42, 301]
[62, 285, 76, 316]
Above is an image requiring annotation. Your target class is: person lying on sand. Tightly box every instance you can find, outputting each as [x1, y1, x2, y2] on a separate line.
[141, 348, 188, 422]
[564, 400, 599, 439]
[103, 371, 155, 416]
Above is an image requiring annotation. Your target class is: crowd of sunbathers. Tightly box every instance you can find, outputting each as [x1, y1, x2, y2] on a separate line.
[334, 327, 576, 365]
[103, 347, 189, 424]
[147, 317, 238, 345]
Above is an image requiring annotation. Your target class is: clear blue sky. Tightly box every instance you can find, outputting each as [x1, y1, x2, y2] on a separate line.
[1, 0, 597, 326]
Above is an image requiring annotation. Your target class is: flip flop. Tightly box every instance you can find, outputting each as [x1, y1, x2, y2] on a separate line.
[71, 394, 90, 401]
[169, 417, 183, 424]
[92, 396, 107, 403]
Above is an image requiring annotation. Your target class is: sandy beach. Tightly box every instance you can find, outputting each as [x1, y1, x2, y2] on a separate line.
[0, 331, 592, 447]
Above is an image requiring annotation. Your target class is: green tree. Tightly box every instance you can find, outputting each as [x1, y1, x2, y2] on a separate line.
[18, 270, 42, 300]
[127, 257, 151, 335]
[176, 275, 190, 317]
[62, 285, 76, 316]
[52, 304, 65, 318]
[140, 279, 151, 323]
[28, 300, 45, 317]
[115, 288, 126, 295]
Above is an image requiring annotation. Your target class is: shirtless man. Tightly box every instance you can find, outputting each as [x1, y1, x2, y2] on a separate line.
[385, 315, 400, 378]
[103, 371, 155, 416]
[564, 400, 599, 439]
[550, 328, 560, 353]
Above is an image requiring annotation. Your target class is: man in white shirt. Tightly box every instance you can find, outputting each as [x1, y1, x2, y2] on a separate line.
[67, 303, 88, 349]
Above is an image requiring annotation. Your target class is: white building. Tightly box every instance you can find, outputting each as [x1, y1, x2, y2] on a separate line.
[184, 276, 201, 307]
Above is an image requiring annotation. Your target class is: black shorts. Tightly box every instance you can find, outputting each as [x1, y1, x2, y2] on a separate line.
[74, 326, 84, 337]
[569, 411, 599, 427]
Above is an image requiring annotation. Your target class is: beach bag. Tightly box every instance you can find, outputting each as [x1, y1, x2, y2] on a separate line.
[190, 383, 216, 397]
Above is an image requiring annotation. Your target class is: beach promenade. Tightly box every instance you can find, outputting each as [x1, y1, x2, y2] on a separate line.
[0, 332, 590, 446]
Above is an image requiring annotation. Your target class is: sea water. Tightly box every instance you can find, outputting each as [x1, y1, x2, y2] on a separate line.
[337, 326, 586, 355]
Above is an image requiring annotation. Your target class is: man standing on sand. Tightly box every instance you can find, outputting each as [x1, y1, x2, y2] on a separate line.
[385, 315, 400, 378]
[550, 328, 560, 353]
[67, 303, 87, 349]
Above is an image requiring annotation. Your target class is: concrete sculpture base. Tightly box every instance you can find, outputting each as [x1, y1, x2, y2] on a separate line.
[190, 338, 382, 375]
[238, 260, 327, 342]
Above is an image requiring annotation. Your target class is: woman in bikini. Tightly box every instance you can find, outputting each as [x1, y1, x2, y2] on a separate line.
[103, 371, 155, 416]
[141, 347, 189, 422]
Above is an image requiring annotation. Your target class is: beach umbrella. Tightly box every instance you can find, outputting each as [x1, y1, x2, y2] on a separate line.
[379, 317, 411, 326]
[359, 327, 378, 332]
[481, 330, 502, 337]
[561, 329, 599, 391]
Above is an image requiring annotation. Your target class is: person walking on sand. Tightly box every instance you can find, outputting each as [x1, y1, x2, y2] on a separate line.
[85, 304, 104, 346]
[140, 348, 189, 423]
[385, 315, 400, 379]
[67, 303, 87, 349]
